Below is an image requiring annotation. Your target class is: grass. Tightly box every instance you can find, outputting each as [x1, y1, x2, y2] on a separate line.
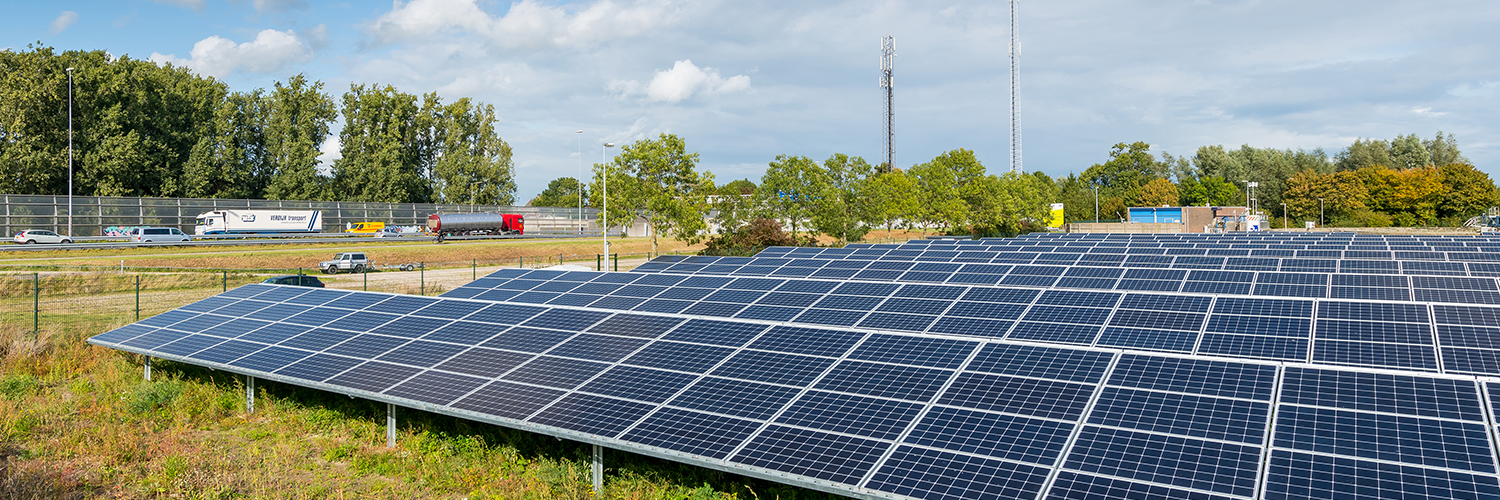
[0, 277, 848, 499]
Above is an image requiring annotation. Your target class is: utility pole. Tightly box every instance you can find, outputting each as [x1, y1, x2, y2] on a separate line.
[880, 35, 895, 172]
[67, 67, 75, 237]
[1010, 0, 1021, 173]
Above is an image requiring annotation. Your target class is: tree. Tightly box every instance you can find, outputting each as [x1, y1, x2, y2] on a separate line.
[1426, 132, 1469, 167]
[862, 169, 920, 238]
[1281, 170, 1368, 223]
[1082, 142, 1165, 208]
[263, 74, 336, 201]
[811, 153, 874, 243]
[909, 149, 987, 233]
[182, 89, 266, 199]
[972, 171, 1052, 236]
[1438, 163, 1499, 220]
[1389, 133, 1431, 170]
[719, 179, 756, 195]
[1136, 178, 1177, 207]
[332, 84, 428, 202]
[592, 133, 714, 253]
[756, 154, 826, 238]
[1335, 138, 1393, 171]
[431, 97, 515, 205]
[529, 177, 587, 207]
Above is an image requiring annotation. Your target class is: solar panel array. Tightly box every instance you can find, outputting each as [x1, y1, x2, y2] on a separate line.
[88, 232, 1500, 500]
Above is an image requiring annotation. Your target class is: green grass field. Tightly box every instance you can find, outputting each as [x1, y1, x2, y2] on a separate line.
[0, 277, 845, 499]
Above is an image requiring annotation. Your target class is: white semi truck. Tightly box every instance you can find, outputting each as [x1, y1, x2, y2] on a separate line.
[194, 210, 324, 235]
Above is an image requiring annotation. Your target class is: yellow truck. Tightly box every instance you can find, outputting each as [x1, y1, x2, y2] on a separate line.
[346, 222, 385, 234]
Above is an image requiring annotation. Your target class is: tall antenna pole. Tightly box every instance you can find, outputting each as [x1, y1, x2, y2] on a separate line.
[1010, 0, 1021, 173]
[880, 35, 895, 172]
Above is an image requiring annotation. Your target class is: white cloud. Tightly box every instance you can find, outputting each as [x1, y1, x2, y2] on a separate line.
[367, 0, 683, 50]
[610, 60, 751, 103]
[1412, 107, 1449, 117]
[49, 11, 78, 34]
[149, 29, 313, 78]
[154, 0, 205, 12]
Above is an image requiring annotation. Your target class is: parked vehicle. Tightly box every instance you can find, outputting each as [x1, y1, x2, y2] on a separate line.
[319, 252, 371, 274]
[346, 221, 385, 234]
[194, 210, 323, 235]
[426, 213, 524, 242]
[131, 227, 191, 243]
[13, 229, 72, 244]
[261, 275, 325, 287]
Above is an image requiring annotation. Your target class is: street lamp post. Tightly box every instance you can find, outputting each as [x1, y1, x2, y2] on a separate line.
[576, 130, 583, 232]
[66, 67, 74, 237]
[1092, 185, 1099, 222]
[1282, 202, 1287, 229]
[1319, 198, 1324, 227]
[602, 143, 614, 258]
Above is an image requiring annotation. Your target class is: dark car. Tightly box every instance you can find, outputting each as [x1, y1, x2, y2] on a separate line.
[262, 275, 325, 287]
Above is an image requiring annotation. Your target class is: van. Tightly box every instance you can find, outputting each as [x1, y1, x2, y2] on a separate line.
[132, 227, 191, 243]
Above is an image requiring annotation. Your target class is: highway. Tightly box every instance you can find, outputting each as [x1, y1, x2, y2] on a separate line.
[0, 232, 596, 252]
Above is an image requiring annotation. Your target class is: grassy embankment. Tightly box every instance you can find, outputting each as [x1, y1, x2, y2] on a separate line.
[0, 263, 843, 498]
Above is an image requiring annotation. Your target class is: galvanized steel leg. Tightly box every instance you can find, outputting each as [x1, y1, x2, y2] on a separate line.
[592, 444, 603, 498]
[386, 403, 396, 448]
[245, 375, 254, 413]
[144, 356, 152, 381]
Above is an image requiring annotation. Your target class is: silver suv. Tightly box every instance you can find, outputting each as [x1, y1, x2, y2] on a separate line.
[319, 252, 371, 274]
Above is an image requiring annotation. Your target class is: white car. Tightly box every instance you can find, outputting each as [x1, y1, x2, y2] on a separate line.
[131, 227, 192, 243]
[14, 229, 72, 244]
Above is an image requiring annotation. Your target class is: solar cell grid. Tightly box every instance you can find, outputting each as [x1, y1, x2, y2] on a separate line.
[1063, 426, 1261, 497]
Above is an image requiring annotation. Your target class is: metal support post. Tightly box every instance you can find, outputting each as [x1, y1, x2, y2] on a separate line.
[592, 444, 604, 498]
[222, 270, 227, 292]
[363, 265, 368, 291]
[144, 356, 152, 381]
[472, 259, 476, 280]
[612, 253, 618, 272]
[518, 256, 523, 269]
[32, 273, 39, 338]
[597, 254, 602, 271]
[420, 262, 425, 295]
[245, 375, 255, 413]
[135, 275, 140, 321]
[386, 403, 396, 448]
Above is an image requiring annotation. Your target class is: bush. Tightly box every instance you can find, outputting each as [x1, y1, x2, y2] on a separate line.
[702, 218, 817, 255]
[1334, 210, 1393, 228]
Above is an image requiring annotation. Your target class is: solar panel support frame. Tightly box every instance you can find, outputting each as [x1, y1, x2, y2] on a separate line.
[246, 375, 255, 413]
[593, 444, 604, 497]
[387, 403, 396, 448]
[144, 355, 152, 381]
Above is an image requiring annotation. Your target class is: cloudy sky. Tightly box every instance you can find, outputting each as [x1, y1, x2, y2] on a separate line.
[7, 0, 1500, 201]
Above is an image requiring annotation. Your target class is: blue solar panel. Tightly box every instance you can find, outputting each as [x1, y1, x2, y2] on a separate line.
[435, 348, 532, 378]
[868, 446, 1051, 500]
[326, 361, 422, 393]
[501, 356, 609, 389]
[732, 424, 890, 485]
[1007, 322, 1101, 344]
[579, 366, 697, 403]
[1063, 426, 1261, 497]
[385, 371, 488, 406]
[275, 353, 363, 382]
[1262, 450, 1500, 500]
[1312, 340, 1439, 371]
[1197, 334, 1308, 361]
[1108, 355, 1276, 400]
[711, 350, 834, 386]
[1090, 387, 1270, 443]
[1047, 471, 1238, 500]
[621, 408, 762, 459]
[938, 373, 1095, 420]
[528, 393, 656, 437]
[774, 391, 922, 440]
[1276, 405, 1494, 472]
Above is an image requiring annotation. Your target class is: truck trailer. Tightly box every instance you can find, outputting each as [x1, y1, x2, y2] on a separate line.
[194, 210, 324, 235]
[426, 213, 524, 242]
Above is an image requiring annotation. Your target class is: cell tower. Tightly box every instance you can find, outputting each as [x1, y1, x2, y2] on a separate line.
[1010, 0, 1021, 173]
[880, 35, 895, 172]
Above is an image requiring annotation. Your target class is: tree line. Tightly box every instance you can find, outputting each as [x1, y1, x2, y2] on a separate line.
[0, 45, 515, 204]
[528, 131, 1495, 249]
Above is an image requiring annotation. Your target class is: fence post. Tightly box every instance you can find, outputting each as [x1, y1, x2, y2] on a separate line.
[613, 253, 618, 272]
[363, 265, 368, 291]
[135, 275, 140, 321]
[420, 262, 425, 295]
[32, 273, 39, 339]
[518, 256, 523, 269]
[472, 259, 476, 280]
[222, 270, 227, 292]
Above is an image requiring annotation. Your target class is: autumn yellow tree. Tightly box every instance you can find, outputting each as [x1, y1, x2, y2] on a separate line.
[1135, 178, 1178, 207]
[1282, 170, 1368, 223]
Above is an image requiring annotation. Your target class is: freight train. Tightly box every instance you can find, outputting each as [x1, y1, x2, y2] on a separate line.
[426, 213, 524, 242]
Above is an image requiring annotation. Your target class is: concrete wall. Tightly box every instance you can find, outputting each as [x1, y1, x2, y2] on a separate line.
[1065, 222, 1185, 234]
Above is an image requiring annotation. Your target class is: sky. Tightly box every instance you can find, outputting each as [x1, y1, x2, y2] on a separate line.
[6, 0, 1500, 202]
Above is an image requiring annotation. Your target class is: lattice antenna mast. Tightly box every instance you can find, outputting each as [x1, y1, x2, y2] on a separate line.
[1010, 0, 1021, 173]
[880, 35, 895, 172]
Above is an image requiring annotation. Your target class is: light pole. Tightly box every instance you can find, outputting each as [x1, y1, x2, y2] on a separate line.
[576, 130, 583, 232]
[66, 67, 74, 237]
[1281, 202, 1287, 229]
[1319, 198, 1324, 227]
[602, 142, 614, 257]
[1092, 185, 1099, 222]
